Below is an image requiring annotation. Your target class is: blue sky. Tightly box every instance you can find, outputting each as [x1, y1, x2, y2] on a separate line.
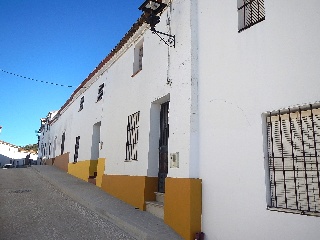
[0, 1, 142, 146]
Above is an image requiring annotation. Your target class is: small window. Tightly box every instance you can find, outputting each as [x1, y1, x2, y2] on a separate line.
[238, 0, 265, 32]
[138, 45, 143, 71]
[132, 39, 144, 77]
[61, 132, 65, 155]
[126, 111, 140, 161]
[266, 104, 320, 216]
[79, 96, 84, 111]
[74, 136, 80, 163]
[97, 83, 104, 102]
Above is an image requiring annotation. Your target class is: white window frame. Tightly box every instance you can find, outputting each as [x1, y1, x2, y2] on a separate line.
[132, 38, 144, 77]
[265, 103, 320, 216]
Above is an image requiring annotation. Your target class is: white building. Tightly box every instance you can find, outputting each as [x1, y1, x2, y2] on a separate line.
[39, 1, 320, 239]
[0, 140, 37, 167]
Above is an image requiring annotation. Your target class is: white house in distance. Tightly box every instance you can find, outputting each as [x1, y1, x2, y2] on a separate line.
[38, 1, 320, 239]
[0, 140, 38, 167]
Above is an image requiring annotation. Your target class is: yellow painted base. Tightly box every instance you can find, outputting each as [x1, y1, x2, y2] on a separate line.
[164, 178, 202, 240]
[96, 158, 106, 187]
[101, 175, 158, 210]
[68, 160, 98, 182]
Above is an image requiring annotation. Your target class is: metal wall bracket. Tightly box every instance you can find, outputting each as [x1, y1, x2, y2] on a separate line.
[151, 27, 175, 48]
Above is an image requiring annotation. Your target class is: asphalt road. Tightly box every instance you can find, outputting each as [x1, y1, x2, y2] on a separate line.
[0, 167, 136, 240]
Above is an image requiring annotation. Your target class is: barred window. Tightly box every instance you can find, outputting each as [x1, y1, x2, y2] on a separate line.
[266, 104, 320, 216]
[138, 45, 143, 71]
[97, 83, 104, 102]
[74, 136, 80, 163]
[126, 111, 140, 161]
[61, 132, 65, 155]
[79, 96, 84, 111]
[238, 0, 265, 32]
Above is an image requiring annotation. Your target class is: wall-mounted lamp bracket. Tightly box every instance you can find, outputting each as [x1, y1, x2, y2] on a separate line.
[139, 1, 175, 48]
[151, 27, 175, 48]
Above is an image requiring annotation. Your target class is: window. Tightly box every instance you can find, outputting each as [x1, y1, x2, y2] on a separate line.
[97, 83, 104, 102]
[79, 96, 84, 111]
[266, 104, 320, 216]
[61, 132, 65, 155]
[238, 0, 265, 32]
[138, 45, 143, 71]
[126, 111, 140, 161]
[74, 136, 80, 163]
[132, 39, 144, 76]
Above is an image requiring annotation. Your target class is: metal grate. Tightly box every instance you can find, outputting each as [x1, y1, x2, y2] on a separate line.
[138, 46, 143, 71]
[79, 96, 84, 111]
[61, 132, 65, 155]
[238, 0, 265, 32]
[267, 104, 320, 215]
[126, 111, 140, 161]
[74, 136, 80, 163]
[97, 83, 104, 102]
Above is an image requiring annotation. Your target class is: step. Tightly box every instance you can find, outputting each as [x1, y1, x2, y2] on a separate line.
[155, 192, 165, 203]
[146, 201, 164, 219]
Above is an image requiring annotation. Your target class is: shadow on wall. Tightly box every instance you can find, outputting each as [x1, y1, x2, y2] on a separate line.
[0, 154, 25, 167]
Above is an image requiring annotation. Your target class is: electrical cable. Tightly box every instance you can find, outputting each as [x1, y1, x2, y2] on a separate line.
[0, 68, 73, 88]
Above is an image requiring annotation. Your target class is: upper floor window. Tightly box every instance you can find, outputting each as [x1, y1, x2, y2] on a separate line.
[97, 83, 104, 102]
[132, 39, 144, 77]
[79, 96, 84, 111]
[266, 104, 320, 216]
[238, 0, 265, 32]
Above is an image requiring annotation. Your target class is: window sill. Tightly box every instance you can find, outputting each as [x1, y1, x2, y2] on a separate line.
[267, 206, 320, 217]
[131, 69, 142, 78]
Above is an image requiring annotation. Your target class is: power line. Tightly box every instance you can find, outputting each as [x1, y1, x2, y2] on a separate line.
[0, 68, 74, 88]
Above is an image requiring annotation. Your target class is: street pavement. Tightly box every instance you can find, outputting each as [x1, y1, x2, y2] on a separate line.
[0, 166, 182, 240]
[0, 167, 135, 240]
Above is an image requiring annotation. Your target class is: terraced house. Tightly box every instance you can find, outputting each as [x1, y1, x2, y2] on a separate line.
[38, 0, 320, 239]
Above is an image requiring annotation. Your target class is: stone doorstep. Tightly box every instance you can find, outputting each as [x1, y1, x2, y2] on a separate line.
[155, 192, 164, 203]
[145, 201, 164, 219]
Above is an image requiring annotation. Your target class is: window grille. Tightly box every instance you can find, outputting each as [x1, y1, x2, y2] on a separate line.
[138, 46, 143, 71]
[61, 132, 65, 155]
[97, 83, 104, 102]
[266, 104, 320, 215]
[126, 111, 140, 161]
[74, 136, 80, 163]
[79, 96, 84, 111]
[238, 0, 265, 32]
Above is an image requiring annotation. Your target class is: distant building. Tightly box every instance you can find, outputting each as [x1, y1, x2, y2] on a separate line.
[38, 1, 320, 239]
[0, 140, 38, 167]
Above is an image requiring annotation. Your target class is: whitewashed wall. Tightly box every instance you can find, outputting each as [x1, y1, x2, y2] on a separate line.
[46, 77, 105, 163]
[197, 1, 320, 239]
[0, 141, 37, 166]
[44, 1, 197, 180]
[102, 1, 196, 178]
